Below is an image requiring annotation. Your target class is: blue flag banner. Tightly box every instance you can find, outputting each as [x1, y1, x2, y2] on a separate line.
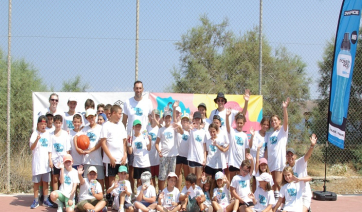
[328, 0, 362, 149]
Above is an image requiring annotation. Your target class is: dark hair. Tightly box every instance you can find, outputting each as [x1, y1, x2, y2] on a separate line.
[85, 99, 95, 109]
[134, 80, 143, 87]
[111, 105, 122, 114]
[104, 104, 112, 111]
[208, 123, 219, 132]
[73, 114, 82, 121]
[53, 114, 63, 122]
[97, 103, 105, 110]
[260, 116, 270, 125]
[185, 173, 197, 184]
[235, 112, 246, 123]
[240, 159, 251, 169]
[48, 93, 58, 101]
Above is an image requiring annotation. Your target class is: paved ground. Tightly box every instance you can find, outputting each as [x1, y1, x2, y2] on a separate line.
[0, 194, 360, 211]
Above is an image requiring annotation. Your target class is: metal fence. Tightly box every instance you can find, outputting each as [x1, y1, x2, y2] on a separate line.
[1, 1, 361, 194]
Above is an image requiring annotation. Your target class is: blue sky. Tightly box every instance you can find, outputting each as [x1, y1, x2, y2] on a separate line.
[0, 1, 343, 98]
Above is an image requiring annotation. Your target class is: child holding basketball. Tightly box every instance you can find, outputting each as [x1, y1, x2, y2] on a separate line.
[69, 114, 84, 170]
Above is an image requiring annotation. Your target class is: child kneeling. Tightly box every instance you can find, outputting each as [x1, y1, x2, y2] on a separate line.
[157, 172, 181, 212]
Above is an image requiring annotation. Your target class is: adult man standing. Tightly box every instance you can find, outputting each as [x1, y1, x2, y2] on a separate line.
[122, 81, 153, 191]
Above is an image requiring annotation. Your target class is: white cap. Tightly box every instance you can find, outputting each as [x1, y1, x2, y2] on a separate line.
[167, 172, 178, 179]
[176, 106, 181, 112]
[215, 171, 224, 180]
[87, 166, 97, 174]
[255, 172, 272, 182]
[86, 109, 97, 117]
[141, 171, 152, 186]
[68, 96, 77, 102]
[181, 113, 190, 120]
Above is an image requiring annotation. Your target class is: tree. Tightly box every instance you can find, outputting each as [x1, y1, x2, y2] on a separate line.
[61, 75, 90, 92]
[170, 15, 310, 138]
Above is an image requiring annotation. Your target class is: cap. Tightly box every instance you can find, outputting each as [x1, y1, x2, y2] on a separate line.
[141, 171, 152, 186]
[133, 119, 142, 126]
[167, 172, 178, 179]
[175, 106, 181, 113]
[87, 166, 97, 174]
[153, 109, 160, 116]
[118, 165, 128, 173]
[259, 158, 268, 165]
[286, 148, 296, 155]
[38, 115, 47, 123]
[255, 172, 272, 182]
[181, 113, 190, 121]
[99, 113, 107, 122]
[86, 109, 97, 117]
[214, 92, 227, 103]
[198, 103, 207, 109]
[68, 96, 77, 102]
[163, 111, 172, 118]
[215, 171, 224, 180]
[63, 154, 73, 163]
[193, 111, 202, 119]
[45, 112, 53, 117]
[213, 114, 221, 122]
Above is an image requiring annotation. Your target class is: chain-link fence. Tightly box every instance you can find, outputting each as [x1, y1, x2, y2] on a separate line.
[0, 1, 361, 194]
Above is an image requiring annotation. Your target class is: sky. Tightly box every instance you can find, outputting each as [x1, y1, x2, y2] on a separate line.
[0, 0, 343, 98]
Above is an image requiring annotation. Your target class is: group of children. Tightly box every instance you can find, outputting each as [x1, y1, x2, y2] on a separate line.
[30, 86, 315, 212]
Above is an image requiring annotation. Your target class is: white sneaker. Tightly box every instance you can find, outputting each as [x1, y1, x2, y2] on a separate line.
[118, 208, 124, 212]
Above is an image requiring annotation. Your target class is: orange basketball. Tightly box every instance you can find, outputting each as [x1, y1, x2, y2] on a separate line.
[77, 135, 90, 150]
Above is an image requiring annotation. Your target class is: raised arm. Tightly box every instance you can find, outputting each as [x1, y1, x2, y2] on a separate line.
[241, 89, 250, 116]
[304, 133, 317, 162]
[77, 165, 85, 185]
[226, 109, 231, 134]
[249, 127, 255, 152]
[30, 133, 41, 150]
[255, 142, 263, 174]
[246, 153, 254, 176]
[282, 97, 290, 132]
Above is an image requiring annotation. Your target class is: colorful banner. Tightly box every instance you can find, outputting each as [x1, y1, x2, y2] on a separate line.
[328, 0, 362, 149]
[149, 93, 263, 135]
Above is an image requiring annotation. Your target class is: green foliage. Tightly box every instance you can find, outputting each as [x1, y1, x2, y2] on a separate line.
[171, 15, 310, 138]
[61, 75, 90, 92]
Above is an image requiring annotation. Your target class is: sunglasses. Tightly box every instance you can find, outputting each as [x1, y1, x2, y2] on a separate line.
[50, 99, 59, 102]
[217, 99, 225, 103]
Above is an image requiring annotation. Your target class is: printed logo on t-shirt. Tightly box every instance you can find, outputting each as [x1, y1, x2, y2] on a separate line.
[64, 175, 72, 185]
[66, 120, 74, 130]
[287, 188, 297, 197]
[205, 192, 210, 200]
[217, 189, 225, 199]
[149, 133, 157, 141]
[164, 132, 173, 139]
[135, 142, 143, 149]
[134, 107, 143, 116]
[235, 136, 244, 146]
[165, 193, 173, 205]
[182, 134, 189, 141]
[239, 180, 247, 188]
[195, 135, 202, 142]
[53, 143, 64, 152]
[270, 136, 278, 145]
[40, 138, 48, 147]
[209, 145, 217, 152]
[294, 172, 298, 177]
[87, 132, 97, 142]
[259, 194, 267, 205]
[220, 117, 225, 126]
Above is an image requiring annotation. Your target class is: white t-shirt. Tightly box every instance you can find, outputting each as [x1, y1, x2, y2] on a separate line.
[111, 180, 132, 203]
[212, 185, 230, 205]
[78, 178, 102, 201]
[147, 125, 160, 166]
[279, 182, 303, 212]
[176, 130, 190, 158]
[123, 97, 153, 133]
[132, 134, 150, 168]
[136, 185, 157, 199]
[180, 185, 203, 198]
[253, 187, 275, 211]
[267, 126, 288, 172]
[100, 121, 127, 164]
[63, 112, 85, 131]
[287, 156, 312, 199]
[230, 174, 252, 203]
[69, 130, 84, 166]
[228, 129, 249, 169]
[250, 131, 267, 175]
[209, 109, 239, 130]
[82, 125, 103, 166]
[206, 136, 228, 169]
[30, 130, 51, 176]
[59, 168, 79, 198]
[48, 130, 71, 161]
[202, 118, 212, 137]
[157, 126, 178, 157]
[38, 107, 63, 117]
[161, 187, 180, 207]
[46, 126, 55, 134]
[254, 171, 274, 189]
[188, 129, 207, 164]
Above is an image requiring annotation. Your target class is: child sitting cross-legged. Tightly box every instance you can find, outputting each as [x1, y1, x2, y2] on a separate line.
[133, 171, 157, 212]
[179, 173, 206, 212]
[157, 172, 181, 212]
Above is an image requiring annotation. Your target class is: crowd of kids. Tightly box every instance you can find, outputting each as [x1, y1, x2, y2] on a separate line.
[30, 81, 315, 212]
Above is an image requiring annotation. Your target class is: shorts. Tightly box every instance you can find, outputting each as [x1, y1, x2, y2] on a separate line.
[176, 156, 188, 165]
[77, 198, 106, 212]
[150, 165, 159, 177]
[239, 201, 254, 207]
[83, 164, 105, 180]
[188, 160, 203, 168]
[127, 153, 134, 167]
[135, 200, 153, 207]
[302, 195, 311, 208]
[112, 195, 133, 210]
[72, 165, 80, 170]
[134, 167, 151, 179]
[228, 166, 240, 172]
[55, 190, 75, 209]
[159, 156, 177, 181]
[32, 172, 51, 183]
[106, 164, 121, 177]
[52, 167, 61, 175]
[205, 166, 222, 176]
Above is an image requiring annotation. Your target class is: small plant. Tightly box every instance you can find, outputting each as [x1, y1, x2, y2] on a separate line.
[328, 164, 348, 175]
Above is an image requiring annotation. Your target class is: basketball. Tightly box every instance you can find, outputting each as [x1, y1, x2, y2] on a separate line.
[77, 135, 90, 150]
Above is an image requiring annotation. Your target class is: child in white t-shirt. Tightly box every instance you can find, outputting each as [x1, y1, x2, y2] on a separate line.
[107, 166, 133, 212]
[49, 154, 79, 212]
[147, 109, 161, 188]
[179, 173, 206, 212]
[63, 97, 82, 131]
[200, 173, 213, 212]
[69, 114, 84, 170]
[134, 171, 157, 212]
[230, 156, 254, 212]
[157, 172, 181, 212]
[212, 171, 238, 212]
[45, 112, 55, 133]
[249, 173, 275, 212]
[76, 165, 107, 212]
[30, 115, 54, 209]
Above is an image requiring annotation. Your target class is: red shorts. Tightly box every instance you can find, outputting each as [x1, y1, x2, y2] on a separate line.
[150, 165, 159, 177]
